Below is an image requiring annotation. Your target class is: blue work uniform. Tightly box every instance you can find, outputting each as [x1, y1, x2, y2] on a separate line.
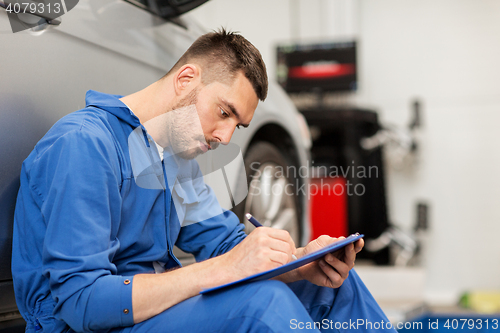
[12, 91, 396, 333]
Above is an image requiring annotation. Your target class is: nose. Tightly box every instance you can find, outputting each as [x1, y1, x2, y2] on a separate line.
[217, 125, 236, 145]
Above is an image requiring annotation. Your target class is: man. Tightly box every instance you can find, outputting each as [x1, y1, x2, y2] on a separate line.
[12, 29, 395, 332]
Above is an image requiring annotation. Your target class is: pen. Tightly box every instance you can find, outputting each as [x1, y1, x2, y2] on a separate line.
[245, 213, 263, 228]
[245, 213, 297, 260]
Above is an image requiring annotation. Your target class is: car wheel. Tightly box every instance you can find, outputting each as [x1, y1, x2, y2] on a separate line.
[234, 141, 301, 244]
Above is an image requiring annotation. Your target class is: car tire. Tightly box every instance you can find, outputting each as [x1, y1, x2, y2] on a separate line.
[233, 141, 301, 244]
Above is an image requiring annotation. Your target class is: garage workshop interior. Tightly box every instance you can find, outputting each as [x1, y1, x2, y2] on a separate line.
[1, 0, 500, 332]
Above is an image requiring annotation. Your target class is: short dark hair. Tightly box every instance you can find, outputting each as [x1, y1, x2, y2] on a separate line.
[167, 28, 268, 101]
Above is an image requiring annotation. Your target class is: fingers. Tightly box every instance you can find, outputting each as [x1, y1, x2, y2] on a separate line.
[325, 253, 350, 279]
[266, 237, 295, 263]
[267, 249, 291, 266]
[251, 227, 296, 263]
[320, 235, 345, 246]
[342, 243, 356, 268]
[317, 253, 350, 288]
[318, 258, 346, 288]
[318, 260, 340, 287]
[296, 235, 363, 289]
[265, 228, 296, 257]
[315, 235, 335, 247]
[303, 235, 340, 256]
[354, 238, 364, 253]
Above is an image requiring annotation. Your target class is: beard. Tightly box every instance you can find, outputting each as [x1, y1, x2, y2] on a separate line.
[173, 87, 198, 110]
[167, 89, 218, 160]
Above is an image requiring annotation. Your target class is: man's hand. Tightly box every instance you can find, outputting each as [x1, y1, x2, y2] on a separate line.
[131, 227, 295, 323]
[221, 227, 297, 281]
[280, 235, 364, 289]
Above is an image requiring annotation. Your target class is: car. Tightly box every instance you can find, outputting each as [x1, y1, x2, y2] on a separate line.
[0, 0, 311, 330]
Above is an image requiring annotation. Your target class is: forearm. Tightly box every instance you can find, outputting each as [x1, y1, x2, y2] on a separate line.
[131, 254, 235, 323]
[132, 226, 299, 323]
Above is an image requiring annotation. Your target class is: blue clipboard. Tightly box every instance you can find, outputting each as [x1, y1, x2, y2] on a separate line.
[200, 233, 364, 294]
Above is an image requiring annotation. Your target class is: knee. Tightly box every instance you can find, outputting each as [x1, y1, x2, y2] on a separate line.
[236, 280, 300, 315]
[224, 280, 315, 332]
[249, 280, 296, 299]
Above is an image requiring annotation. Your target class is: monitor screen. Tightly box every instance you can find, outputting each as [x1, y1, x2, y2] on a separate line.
[276, 41, 357, 93]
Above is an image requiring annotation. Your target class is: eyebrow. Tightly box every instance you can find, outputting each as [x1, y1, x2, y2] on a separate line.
[222, 99, 250, 128]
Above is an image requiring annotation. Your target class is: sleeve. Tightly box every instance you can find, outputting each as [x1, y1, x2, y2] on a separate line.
[30, 127, 135, 332]
[173, 161, 247, 262]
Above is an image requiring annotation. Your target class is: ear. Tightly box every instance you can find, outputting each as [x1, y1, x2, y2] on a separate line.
[173, 64, 201, 96]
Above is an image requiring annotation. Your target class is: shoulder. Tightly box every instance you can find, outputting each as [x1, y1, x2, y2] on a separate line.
[24, 108, 124, 177]
[35, 108, 116, 156]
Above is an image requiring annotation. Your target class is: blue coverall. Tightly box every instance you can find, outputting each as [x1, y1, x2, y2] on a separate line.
[12, 90, 396, 332]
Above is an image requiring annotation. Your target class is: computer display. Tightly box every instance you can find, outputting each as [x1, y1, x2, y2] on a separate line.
[276, 41, 357, 93]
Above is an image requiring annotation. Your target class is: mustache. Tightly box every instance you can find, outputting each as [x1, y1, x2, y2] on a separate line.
[205, 138, 220, 150]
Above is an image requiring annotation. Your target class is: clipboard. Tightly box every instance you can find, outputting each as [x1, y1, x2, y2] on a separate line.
[200, 233, 364, 294]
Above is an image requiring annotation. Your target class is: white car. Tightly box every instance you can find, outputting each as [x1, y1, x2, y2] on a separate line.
[0, 0, 311, 329]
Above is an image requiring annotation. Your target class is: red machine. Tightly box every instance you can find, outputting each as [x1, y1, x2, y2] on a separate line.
[309, 177, 348, 240]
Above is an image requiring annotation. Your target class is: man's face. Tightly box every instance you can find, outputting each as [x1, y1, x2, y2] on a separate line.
[150, 70, 259, 160]
[195, 71, 258, 151]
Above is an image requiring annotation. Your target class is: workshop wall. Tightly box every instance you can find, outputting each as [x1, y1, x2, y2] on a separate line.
[356, 0, 500, 304]
[190, 0, 358, 79]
